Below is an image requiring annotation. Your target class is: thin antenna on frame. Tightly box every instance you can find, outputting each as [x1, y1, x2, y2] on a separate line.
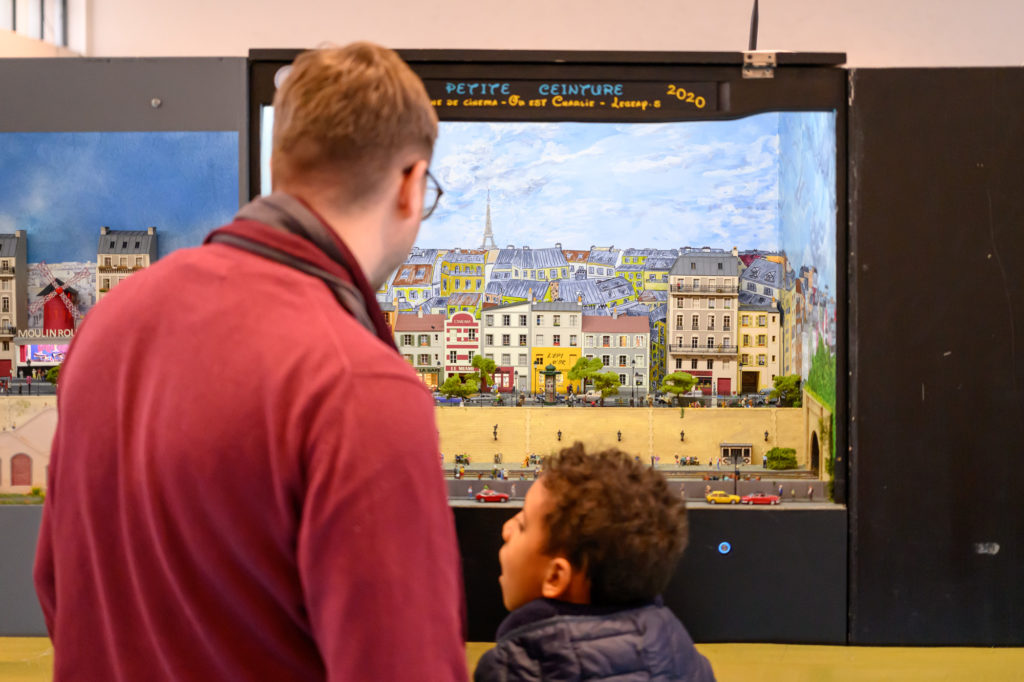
[748, 0, 760, 51]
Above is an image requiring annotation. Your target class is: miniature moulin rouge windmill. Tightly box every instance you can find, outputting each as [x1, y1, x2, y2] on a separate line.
[29, 262, 92, 332]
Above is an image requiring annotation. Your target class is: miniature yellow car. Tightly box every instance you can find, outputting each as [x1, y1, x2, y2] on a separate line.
[705, 490, 741, 504]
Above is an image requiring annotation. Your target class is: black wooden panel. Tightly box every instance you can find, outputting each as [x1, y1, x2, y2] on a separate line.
[455, 506, 847, 643]
[848, 67, 1024, 645]
[0, 506, 45, 636]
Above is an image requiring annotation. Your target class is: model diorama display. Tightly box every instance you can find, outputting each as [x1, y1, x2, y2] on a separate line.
[0, 131, 238, 491]
[381, 116, 839, 500]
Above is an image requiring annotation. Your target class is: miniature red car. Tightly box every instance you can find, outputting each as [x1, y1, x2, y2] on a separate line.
[475, 489, 510, 503]
[741, 492, 781, 505]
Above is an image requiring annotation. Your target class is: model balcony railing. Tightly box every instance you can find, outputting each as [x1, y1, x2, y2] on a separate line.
[670, 284, 738, 295]
[0, 326, 15, 336]
[0, 268, 13, 277]
[667, 344, 738, 355]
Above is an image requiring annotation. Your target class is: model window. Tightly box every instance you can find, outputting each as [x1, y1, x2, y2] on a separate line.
[104, 257, 111, 267]
[691, 336, 698, 348]
[723, 316, 731, 331]
[569, 335, 577, 346]
[485, 334, 494, 345]
[518, 354, 527, 365]
[502, 334, 511, 346]
[519, 314, 527, 326]
[676, 358, 683, 369]
[485, 315, 494, 325]
[601, 355, 611, 366]
[502, 314, 511, 326]
[536, 334, 543, 345]
[691, 359, 698, 370]
[502, 353, 512, 365]
[448, 351, 457, 363]
[467, 329, 477, 340]
[707, 316, 715, 330]
[691, 315, 699, 330]
[536, 315, 543, 325]
[707, 360, 714, 370]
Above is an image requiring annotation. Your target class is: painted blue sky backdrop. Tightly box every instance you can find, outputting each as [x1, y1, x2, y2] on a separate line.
[423, 115, 785, 251]
[0, 132, 239, 263]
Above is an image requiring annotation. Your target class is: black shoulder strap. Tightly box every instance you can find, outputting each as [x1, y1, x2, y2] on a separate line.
[210, 194, 378, 335]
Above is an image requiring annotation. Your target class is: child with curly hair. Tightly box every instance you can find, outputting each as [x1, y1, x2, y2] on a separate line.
[475, 443, 715, 681]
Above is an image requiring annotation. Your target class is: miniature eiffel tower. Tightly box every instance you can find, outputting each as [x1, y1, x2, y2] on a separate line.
[479, 190, 497, 249]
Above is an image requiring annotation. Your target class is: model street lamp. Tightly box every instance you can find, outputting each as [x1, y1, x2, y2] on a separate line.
[631, 358, 636, 405]
[493, 424, 498, 441]
[617, 430, 622, 442]
[764, 430, 769, 442]
[680, 430, 685, 442]
[557, 430, 562, 441]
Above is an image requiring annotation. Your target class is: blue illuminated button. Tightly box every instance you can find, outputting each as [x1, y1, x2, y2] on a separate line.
[718, 542, 732, 555]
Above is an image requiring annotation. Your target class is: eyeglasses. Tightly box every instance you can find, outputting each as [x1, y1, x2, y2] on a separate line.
[404, 166, 445, 220]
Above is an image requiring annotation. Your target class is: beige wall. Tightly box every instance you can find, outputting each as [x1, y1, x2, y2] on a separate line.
[0, 31, 78, 57]
[436, 405, 804, 466]
[82, 0, 1024, 67]
[0, 398, 57, 492]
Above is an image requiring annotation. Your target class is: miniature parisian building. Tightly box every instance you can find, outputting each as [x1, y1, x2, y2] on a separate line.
[530, 302, 582, 394]
[443, 311, 481, 383]
[96, 226, 157, 302]
[481, 301, 532, 393]
[0, 231, 28, 379]
[737, 257, 784, 393]
[583, 311, 651, 398]
[395, 309, 445, 388]
[667, 247, 742, 395]
[738, 303, 782, 393]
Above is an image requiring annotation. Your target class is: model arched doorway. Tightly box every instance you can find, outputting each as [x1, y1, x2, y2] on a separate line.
[11, 453, 32, 486]
[810, 433, 820, 473]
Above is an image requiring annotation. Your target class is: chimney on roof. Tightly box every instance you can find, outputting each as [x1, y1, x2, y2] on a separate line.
[417, 308, 424, 318]
[732, 246, 738, 257]
[577, 293, 582, 304]
[100, 226, 109, 235]
[613, 309, 619, 319]
[528, 287, 533, 302]
[148, 226, 156, 235]
[555, 242, 562, 250]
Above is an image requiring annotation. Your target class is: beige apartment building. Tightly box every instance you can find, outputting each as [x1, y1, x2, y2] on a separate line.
[0, 231, 27, 379]
[96, 226, 157, 302]
[667, 248, 742, 395]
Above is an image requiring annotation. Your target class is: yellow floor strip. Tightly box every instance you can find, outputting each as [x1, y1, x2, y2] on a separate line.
[4, 638, 1023, 681]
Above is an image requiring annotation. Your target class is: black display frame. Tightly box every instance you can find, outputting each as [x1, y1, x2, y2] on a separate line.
[247, 49, 851, 642]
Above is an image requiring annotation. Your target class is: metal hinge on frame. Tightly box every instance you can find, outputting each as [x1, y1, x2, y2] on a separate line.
[742, 51, 777, 79]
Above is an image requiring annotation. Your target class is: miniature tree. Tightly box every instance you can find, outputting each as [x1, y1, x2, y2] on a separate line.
[769, 374, 803, 407]
[471, 354, 497, 392]
[591, 372, 621, 406]
[568, 356, 603, 393]
[438, 374, 479, 400]
[46, 365, 61, 386]
[659, 371, 697, 407]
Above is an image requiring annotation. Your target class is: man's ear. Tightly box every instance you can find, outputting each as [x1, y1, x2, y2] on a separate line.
[541, 557, 591, 604]
[397, 159, 428, 221]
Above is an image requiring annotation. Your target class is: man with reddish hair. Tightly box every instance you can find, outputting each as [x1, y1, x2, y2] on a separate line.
[35, 43, 466, 680]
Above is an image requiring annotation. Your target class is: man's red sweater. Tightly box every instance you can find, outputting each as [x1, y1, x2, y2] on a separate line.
[34, 217, 467, 680]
